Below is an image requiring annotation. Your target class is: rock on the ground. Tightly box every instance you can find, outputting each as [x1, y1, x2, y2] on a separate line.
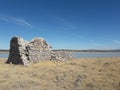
[6, 37, 72, 65]
[51, 51, 72, 61]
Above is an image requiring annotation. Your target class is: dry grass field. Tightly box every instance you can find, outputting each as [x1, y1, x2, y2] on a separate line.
[0, 57, 120, 90]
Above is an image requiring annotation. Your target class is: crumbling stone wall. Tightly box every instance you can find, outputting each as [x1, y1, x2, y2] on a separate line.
[6, 37, 72, 65]
[6, 37, 28, 65]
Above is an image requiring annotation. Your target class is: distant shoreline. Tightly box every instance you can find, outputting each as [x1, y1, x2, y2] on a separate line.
[1, 49, 120, 54]
[0, 52, 9, 54]
[53, 49, 120, 52]
[0, 50, 9, 54]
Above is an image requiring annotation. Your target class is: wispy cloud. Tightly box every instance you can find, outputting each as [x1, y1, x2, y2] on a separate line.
[113, 40, 120, 44]
[0, 15, 32, 28]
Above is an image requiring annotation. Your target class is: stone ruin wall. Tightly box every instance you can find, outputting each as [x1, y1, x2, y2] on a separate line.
[6, 37, 72, 65]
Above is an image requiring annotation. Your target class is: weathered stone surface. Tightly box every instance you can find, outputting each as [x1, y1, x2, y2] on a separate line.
[6, 37, 28, 65]
[51, 51, 72, 61]
[6, 37, 72, 65]
[26, 37, 52, 63]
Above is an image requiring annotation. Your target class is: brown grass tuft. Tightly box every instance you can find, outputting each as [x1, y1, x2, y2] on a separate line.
[0, 57, 120, 90]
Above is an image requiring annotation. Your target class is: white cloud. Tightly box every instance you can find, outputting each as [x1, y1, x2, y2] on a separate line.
[113, 40, 120, 44]
[0, 15, 32, 28]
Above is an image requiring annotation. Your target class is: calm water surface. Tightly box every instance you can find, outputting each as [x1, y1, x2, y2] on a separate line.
[71, 52, 120, 58]
[0, 52, 120, 58]
[0, 54, 9, 58]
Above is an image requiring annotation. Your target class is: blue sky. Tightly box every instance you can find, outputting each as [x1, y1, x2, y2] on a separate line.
[0, 0, 119, 50]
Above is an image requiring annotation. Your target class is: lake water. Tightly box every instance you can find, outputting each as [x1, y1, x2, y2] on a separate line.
[0, 54, 9, 58]
[0, 52, 120, 58]
[71, 52, 120, 58]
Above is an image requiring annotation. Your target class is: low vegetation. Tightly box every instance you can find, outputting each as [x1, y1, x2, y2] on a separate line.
[0, 57, 120, 90]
